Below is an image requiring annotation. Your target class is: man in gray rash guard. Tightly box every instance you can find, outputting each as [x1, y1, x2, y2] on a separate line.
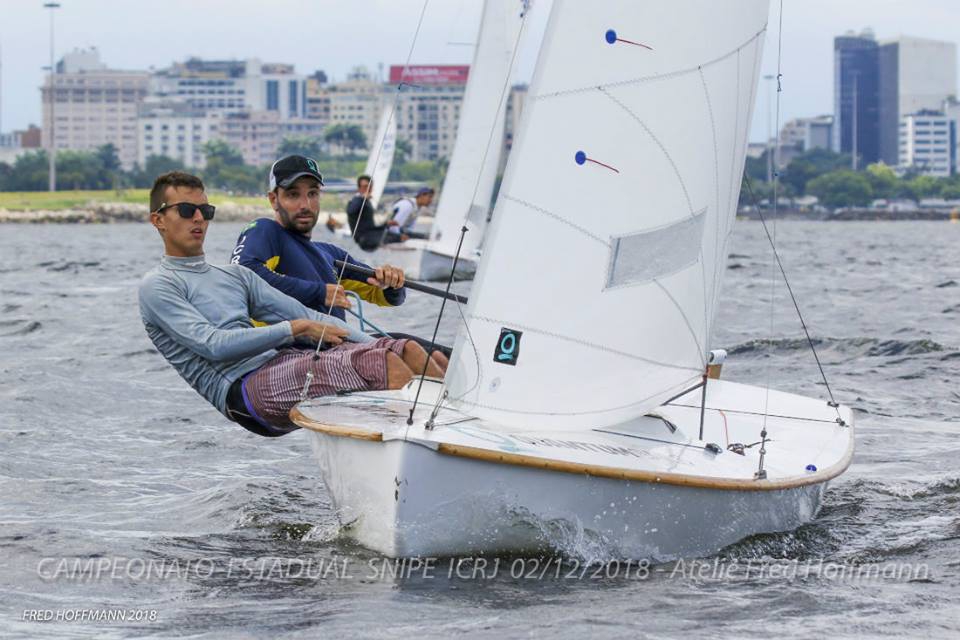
[138, 171, 445, 437]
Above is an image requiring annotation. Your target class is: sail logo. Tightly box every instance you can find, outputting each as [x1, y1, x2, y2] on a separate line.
[494, 328, 522, 365]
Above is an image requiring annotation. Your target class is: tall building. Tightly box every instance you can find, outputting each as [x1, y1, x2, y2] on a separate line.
[218, 110, 282, 167]
[392, 65, 469, 162]
[899, 109, 955, 177]
[327, 66, 385, 151]
[879, 37, 958, 166]
[41, 48, 149, 169]
[137, 100, 221, 168]
[779, 115, 834, 152]
[151, 58, 307, 120]
[833, 31, 880, 167]
[304, 76, 332, 125]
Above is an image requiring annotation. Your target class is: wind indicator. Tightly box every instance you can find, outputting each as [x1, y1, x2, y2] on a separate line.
[575, 150, 619, 174]
[605, 29, 652, 50]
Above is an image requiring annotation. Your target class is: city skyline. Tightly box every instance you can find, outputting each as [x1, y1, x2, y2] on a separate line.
[0, 0, 958, 143]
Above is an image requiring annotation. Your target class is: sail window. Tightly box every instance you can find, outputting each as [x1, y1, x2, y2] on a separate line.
[605, 209, 706, 289]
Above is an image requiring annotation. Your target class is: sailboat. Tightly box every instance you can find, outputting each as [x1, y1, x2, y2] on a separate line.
[363, 104, 398, 210]
[292, 0, 854, 559]
[379, 0, 526, 281]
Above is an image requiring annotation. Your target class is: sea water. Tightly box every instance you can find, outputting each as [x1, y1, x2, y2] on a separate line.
[1, 221, 958, 638]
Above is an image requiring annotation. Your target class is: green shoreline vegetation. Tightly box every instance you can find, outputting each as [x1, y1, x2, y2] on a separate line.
[0, 189, 337, 212]
[0, 134, 446, 215]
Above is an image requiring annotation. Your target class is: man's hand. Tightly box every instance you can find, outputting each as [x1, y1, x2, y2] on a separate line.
[325, 215, 343, 232]
[324, 283, 352, 310]
[290, 319, 349, 346]
[368, 264, 405, 289]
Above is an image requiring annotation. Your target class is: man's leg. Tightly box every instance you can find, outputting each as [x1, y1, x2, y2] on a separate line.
[430, 350, 449, 371]
[400, 340, 445, 378]
[370, 331, 452, 359]
[245, 344, 403, 430]
[386, 351, 414, 388]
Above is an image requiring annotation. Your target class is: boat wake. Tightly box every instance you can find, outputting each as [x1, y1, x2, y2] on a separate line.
[728, 336, 952, 358]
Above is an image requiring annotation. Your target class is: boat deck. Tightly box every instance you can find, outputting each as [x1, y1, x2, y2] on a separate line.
[292, 379, 854, 491]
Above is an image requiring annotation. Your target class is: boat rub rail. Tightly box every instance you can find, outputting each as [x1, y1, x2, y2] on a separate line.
[289, 408, 854, 492]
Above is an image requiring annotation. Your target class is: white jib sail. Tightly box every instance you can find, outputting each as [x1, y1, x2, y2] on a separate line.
[445, 0, 769, 430]
[364, 104, 397, 209]
[428, 0, 527, 258]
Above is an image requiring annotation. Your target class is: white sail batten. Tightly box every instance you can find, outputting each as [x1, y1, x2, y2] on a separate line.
[445, 0, 768, 430]
[364, 104, 397, 208]
[428, 0, 526, 258]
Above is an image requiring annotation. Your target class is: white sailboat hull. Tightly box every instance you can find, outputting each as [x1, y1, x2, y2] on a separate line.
[295, 379, 853, 559]
[308, 432, 827, 559]
[378, 240, 478, 281]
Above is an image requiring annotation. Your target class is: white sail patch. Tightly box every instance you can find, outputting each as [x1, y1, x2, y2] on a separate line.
[605, 209, 706, 289]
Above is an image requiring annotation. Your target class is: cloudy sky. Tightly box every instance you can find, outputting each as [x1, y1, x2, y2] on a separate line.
[0, 0, 957, 142]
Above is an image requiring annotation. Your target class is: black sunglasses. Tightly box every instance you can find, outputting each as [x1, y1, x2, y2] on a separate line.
[156, 202, 216, 220]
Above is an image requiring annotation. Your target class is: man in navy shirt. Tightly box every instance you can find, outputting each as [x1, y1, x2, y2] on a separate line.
[232, 155, 450, 361]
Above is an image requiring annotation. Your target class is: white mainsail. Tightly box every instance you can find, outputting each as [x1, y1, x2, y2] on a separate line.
[428, 0, 527, 258]
[445, 0, 768, 430]
[364, 104, 397, 208]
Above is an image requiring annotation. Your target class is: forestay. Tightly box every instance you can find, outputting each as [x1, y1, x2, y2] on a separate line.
[428, 0, 527, 258]
[445, 0, 769, 430]
[363, 104, 397, 208]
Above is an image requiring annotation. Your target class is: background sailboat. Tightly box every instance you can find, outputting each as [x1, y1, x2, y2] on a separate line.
[379, 0, 527, 281]
[293, 0, 854, 559]
[363, 104, 398, 210]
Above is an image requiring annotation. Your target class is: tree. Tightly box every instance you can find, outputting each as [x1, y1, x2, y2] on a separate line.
[201, 140, 259, 192]
[395, 138, 413, 165]
[906, 175, 941, 200]
[864, 162, 897, 200]
[807, 170, 873, 208]
[324, 124, 367, 155]
[129, 155, 185, 187]
[5, 151, 49, 191]
[57, 150, 108, 190]
[203, 139, 245, 166]
[941, 183, 960, 201]
[278, 135, 322, 159]
[781, 148, 851, 195]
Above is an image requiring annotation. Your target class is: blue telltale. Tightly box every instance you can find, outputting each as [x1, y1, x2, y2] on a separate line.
[575, 151, 587, 165]
[605, 29, 617, 44]
[805, 464, 817, 472]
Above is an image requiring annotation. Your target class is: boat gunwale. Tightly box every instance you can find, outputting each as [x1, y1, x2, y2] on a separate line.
[290, 407, 854, 492]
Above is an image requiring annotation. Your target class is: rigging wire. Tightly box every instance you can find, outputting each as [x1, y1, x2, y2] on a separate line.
[300, 0, 431, 402]
[757, 0, 786, 479]
[743, 175, 844, 425]
[405, 2, 534, 428]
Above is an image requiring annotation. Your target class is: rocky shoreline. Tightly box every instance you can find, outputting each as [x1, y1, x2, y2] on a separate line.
[0, 202, 272, 224]
[2, 203, 957, 224]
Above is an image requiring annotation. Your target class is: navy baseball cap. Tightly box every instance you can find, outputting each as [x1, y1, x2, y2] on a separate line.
[416, 187, 435, 197]
[269, 155, 324, 191]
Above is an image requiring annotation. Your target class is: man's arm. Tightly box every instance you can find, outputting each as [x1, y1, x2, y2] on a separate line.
[331, 244, 406, 308]
[239, 266, 373, 343]
[233, 220, 328, 308]
[140, 275, 295, 362]
[391, 200, 414, 232]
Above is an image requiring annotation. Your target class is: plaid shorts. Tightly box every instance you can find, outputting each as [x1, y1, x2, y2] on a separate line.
[244, 337, 409, 429]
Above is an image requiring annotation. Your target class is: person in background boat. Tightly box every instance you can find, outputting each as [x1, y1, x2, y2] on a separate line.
[386, 187, 434, 241]
[139, 171, 445, 438]
[232, 155, 452, 360]
[345, 174, 405, 251]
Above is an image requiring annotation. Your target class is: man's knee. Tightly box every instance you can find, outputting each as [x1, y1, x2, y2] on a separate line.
[402, 340, 426, 358]
[386, 351, 413, 389]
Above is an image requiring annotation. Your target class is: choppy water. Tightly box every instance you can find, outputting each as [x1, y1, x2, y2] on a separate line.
[1, 220, 958, 638]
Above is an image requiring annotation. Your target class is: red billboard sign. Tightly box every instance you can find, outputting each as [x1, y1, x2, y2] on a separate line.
[389, 65, 470, 86]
